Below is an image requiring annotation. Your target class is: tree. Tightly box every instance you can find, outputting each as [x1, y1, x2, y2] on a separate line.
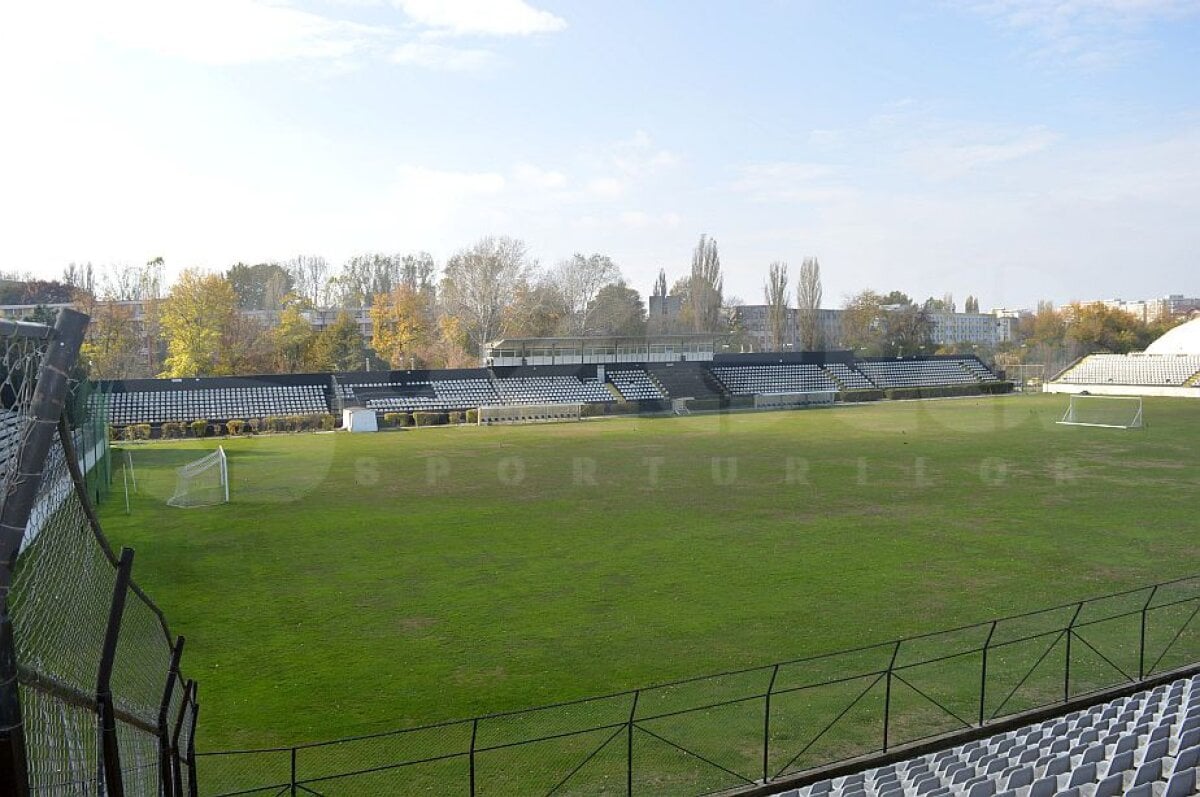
[227, 263, 293, 312]
[79, 301, 142, 379]
[272, 300, 316, 372]
[505, 277, 566, 338]
[286, 255, 330, 308]
[588, 281, 647, 337]
[308, 311, 366, 372]
[370, 285, 433, 368]
[158, 269, 238, 377]
[1065, 303, 1142, 355]
[550, 253, 621, 335]
[648, 268, 671, 335]
[763, 261, 790, 350]
[331, 252, 435, 308]
[884, 304, 933, 356]
[441, 236, 533, 355]
[796, 256, 823, 350]
[964, 295, 980, 313]
[841, 290, 887, 355]
[687, 235, 723, 332]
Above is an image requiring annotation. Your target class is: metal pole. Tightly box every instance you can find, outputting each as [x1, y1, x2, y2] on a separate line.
[627, 690, 640, 797]
[763, 664, 779, 783]
[0, 309, 88, 797]
[469, 718, 477, 797]
[980, 621, 997, 727]
[98, 547, 135, 797]
[171, 681, 194, 797]
[1139, 585, 1159, 680]
[157, 637, 185, 797]
[187, 697, 199, 797]
[1064, 602, 1084, 703]
[290, 746, 297, 797]
[883, 641, 901, 753]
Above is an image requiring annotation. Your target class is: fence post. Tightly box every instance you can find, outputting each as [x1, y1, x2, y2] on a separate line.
[469, 718, 477, 797]
[158, 636, 185, 797]
[1139, 585, 1159, 680]
[187, 696, 199, 797]
[627, 690, 640, 797]
[1064, 602, 1084, 703]
[172, 680, 194, 797]
[0, 309, 89, 797]
[290, 746, 298, 797]
[98, 547, 135, 797]
[979, 621, 997, 727]
[763, 664, 779, 784]
[883, 641, 901, 753]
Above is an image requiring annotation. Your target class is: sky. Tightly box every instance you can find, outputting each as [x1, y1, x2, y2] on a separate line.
[1, 0, 1198, 310]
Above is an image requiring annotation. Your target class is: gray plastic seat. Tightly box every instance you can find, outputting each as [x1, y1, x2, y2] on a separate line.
[1164, 767, 1197, 797]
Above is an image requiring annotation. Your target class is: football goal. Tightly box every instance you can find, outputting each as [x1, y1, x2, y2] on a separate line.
[1057, 394, 1144, 429]
[167, 446, 230, 507]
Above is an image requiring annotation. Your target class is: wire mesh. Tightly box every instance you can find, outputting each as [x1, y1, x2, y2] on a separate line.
[0, 314, 195, 797]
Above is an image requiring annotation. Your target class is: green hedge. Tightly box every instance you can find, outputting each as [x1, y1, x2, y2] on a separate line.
[465, 409, 478, 424]
[413, 411, 448, 427]
[189, 419, 209, 438]
[884, 381, 1013, 401]
[838, 388, 886, 402]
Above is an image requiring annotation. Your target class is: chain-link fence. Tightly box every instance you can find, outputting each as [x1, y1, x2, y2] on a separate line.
[197, 574, 1199, 796]
[0, 309, 198, 796]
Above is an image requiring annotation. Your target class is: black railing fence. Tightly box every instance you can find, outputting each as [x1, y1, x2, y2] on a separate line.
[200, 574, 1200, 797]
[0, 310, 199, 796]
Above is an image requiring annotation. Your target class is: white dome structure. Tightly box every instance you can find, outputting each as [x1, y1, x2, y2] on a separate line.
[1144, 317, 1200, 355]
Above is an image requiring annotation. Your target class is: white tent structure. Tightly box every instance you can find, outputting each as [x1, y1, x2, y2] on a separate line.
[1144, 317, 1200, 355]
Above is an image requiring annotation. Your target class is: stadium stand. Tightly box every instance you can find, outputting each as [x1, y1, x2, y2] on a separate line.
[340, 375, 499, 411]
[1055, 354, 1200, 386]
[105, 384, 327, 425]
[856, 358, 995, 389]
[772, 674, 1200, 797]
[607, 367, 666, 400]
[645, 361, 727, 401]
[710, 364, 839, 395]
[824, 362, 877, 390]
[493, 374, 614, 404]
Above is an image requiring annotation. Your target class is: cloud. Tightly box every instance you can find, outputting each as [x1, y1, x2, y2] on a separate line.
[587, 177, 626, 199]
[904, 126, 1061, 180]
[37, 0, 391, 67]
[390, 42, 495, 71]
[731, 162, 855, 203]
[393, 0, 566, 37]
[960, 0, 1200, 67]
[513, 163, 568, 189]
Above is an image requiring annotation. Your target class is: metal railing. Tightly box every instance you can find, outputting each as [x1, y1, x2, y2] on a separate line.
[199, 574, 1200, 796]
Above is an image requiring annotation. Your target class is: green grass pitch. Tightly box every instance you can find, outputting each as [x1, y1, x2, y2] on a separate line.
[100, 395, 1200, 753]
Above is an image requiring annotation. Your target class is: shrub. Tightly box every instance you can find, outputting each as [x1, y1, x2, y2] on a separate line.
[319, 414, 335, 431]
[160, 422, 181, 439]
[838, 388, 885, 403]
[263, 416, 284, 433]
[189, 419, 209, 438]
[135, 424, 152, 440]
[397, 412, 413, 428]
[448, 411, 464, 425]
[227, 419, 246, 436]
[412, 411, 447, 427]
[382, 412, 401, 428]
[247, 418, 261, 434]
[465, 409, 478, 424]
[107, 425, 119, 442]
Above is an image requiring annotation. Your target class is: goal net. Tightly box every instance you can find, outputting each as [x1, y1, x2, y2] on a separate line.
[1057, 395, 1144, 429]
[167, 446, 230, 507]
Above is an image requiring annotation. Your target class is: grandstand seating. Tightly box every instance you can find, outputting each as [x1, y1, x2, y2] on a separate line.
[493, 375, 614, 405]
[1057, 354, 1200, 386]
[856, 359, 987, 389]
[773, 674, 1200, 797]
[105, 385, 328, 425]
[341, 377, 499, 412]
[824, 362, 876, 390]
[960, 358, 1000, 382]
[607, 368, 665, 401]
[710, 364, 838, 395]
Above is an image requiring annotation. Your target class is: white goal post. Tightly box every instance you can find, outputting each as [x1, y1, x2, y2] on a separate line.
[167, 446, 230, 507]
[477, 404, 584, 425]
[1057, 394, 1144, 429]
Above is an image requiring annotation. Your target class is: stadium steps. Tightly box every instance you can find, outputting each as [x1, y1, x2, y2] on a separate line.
[644, 362, 726, 402]
[604, 381, 627, 403]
